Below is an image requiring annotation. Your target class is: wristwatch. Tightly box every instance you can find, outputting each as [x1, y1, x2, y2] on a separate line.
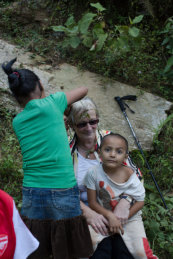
[120, 195, 133, 204]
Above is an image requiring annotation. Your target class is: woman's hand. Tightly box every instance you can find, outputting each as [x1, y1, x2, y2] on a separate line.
[82, 204, 109, 236]
[113, 198, 130, 225]
[107, 211, 124, 235]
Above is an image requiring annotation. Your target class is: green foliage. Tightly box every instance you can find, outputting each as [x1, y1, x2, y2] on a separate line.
[52, 3, 143, 52]
[131, 114, 173, 191]
[160, 17, 173, 78]
[142, 192, 173, 258]
[130, 114, 173, 258]
[0, 106, 22, 208]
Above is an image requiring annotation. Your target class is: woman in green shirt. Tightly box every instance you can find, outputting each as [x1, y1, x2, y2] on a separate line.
[2, 58, 93, 259]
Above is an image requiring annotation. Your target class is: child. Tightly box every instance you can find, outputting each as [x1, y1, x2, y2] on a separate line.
[2, 58, 93, 259]
[84, 133, 158, 259]
[0, 189, 39, 259]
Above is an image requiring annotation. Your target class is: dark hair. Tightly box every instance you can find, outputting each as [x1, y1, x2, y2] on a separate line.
[100, 133, 129, 153]
[2, 58, 42, 104]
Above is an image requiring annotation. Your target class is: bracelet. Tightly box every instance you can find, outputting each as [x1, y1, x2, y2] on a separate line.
[120, 195, 133, 204]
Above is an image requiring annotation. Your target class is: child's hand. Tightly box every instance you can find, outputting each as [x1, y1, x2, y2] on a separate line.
[107, 212, 124, 235]
[113, 198, 130, 225]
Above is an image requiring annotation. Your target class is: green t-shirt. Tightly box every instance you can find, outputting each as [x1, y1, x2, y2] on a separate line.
[13, 92, 76, 188]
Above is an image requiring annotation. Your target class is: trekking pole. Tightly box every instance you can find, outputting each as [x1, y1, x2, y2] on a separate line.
[114, 95, 168, 209]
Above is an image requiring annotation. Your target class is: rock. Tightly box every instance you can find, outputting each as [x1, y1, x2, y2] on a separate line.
[0, 39, 172, 150]
[0, 1, 50, 26]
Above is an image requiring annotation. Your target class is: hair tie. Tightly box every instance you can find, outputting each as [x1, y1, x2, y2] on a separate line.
[13, 72, 20, 78]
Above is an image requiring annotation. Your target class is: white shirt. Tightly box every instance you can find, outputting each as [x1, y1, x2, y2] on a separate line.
[13, 201, 39, 259]
[84, 164, 145, 206]
[77, 152, 99, 203]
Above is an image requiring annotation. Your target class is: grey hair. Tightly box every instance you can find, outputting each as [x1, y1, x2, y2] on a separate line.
[68, 97, 99, 127]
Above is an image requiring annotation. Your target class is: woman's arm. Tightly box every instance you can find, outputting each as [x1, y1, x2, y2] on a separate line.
[65, 87, 88, 105]
[87, 189, 124, 234]
[80, 200, 109, 236]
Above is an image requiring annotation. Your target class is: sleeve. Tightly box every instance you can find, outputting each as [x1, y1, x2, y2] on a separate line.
[83, 166, 97, 190]
[50, 92, 68, 113]
[126, 174, 145, 201]
[13, 201, 39, 259]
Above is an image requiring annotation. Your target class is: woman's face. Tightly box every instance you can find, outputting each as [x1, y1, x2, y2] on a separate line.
[73, 109, 98, 141]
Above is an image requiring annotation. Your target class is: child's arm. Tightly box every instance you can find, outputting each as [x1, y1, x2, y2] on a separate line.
[65, 87, 88, 105]
[128, 200, 144, 219]
[87, 188, 124, 235]
[113, 198, 131, 225]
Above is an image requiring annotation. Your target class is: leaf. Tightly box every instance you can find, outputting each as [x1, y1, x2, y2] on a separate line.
[131, 15, 144, 24]
[144, 183, 157, 193]
[65, 16, 75, 27]
[117, 25, 129, 35]
[129, 17, 133, 25]
[90, 43, 96, 51]
[62, 39, 71, 48]
[149, 193, 158, 201]
[164, 55, 173, 73]
[129, 27, 140, 37]
[162, 37, 170, 46]
[90, 3, 106, 12]
[150, 221, 160, 233]
[96, 33, 108, 51]
[69, 36, 81, 48]
[78, 13, 96, 34]
[66, 25, 78, 34]
[93, 24, 104, 37]
[160, 219, 169, 227]
[117, 37, 130, 52]
[52, 25, 67, 33]
[82, 35, 93, 47]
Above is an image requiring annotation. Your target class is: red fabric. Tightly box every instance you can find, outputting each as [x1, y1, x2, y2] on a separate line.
[110, 200, 118, 210]
[0, 190, 16, 258]
[99, 181, 104, 188]
[143, 237, 157, 259]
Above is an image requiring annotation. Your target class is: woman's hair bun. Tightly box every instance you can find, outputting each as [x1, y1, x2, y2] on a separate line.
[2, 57, 17, 75]
[2, 58, 21, 92]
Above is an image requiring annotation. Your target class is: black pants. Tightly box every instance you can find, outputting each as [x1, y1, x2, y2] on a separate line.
[90, 234, 134, 259]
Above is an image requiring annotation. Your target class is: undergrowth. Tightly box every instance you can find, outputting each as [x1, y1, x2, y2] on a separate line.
[130, 113, 173, 258]
[0, 106, 23, 207]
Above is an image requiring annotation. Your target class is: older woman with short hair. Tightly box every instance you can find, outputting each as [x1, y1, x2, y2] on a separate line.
[67, 97, 142, 258]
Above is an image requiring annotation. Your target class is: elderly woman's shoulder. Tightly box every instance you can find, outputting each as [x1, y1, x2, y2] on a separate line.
[98, 129, 111, 137]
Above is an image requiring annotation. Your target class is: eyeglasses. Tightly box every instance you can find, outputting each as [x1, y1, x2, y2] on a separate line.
[76, 119, 99, 129]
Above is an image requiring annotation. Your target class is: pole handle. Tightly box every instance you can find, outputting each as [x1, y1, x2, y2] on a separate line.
[121, 95, 137, 101]
[114, 96, 126, 112]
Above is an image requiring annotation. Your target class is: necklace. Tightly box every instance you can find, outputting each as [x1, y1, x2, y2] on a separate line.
[78, 146, 95, 159]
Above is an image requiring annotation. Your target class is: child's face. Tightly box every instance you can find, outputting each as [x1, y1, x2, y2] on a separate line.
[99, 136, 128, 169]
